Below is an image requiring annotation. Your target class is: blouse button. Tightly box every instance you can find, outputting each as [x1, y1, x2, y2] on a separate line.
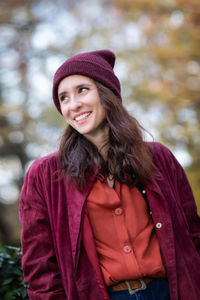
[156, 222, 162, 228]
[123, 245, 132, 253]
[114, 208, 123, 216]
[142, 189, 146, 194]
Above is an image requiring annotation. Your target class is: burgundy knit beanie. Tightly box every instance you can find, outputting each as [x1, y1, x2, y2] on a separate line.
[52, 49, 121, 114]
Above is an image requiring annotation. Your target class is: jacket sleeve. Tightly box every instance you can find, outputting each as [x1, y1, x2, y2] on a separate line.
[156, 143, 200, 252]
[173, 153, 200, 252]
[19, 162, 67, 300]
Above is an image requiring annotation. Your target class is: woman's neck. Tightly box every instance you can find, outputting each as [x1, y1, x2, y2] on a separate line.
[85, 123, 110, 160]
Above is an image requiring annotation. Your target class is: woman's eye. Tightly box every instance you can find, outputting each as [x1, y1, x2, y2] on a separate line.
[79, 87, 88, 93]
[60, 95, 69, 102]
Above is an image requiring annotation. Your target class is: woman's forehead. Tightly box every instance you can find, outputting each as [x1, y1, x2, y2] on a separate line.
[58, 74, 94, 91]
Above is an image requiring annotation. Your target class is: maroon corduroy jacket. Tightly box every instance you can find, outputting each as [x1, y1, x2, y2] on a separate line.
[19, 142, 200, 300]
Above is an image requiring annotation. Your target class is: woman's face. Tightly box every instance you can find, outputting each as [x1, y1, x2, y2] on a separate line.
[58, 74, 107, 142]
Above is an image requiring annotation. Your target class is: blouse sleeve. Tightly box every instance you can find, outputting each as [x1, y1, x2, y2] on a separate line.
[19, 163, 67, 300]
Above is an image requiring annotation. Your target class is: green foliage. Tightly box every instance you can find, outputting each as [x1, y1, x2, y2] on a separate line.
[0, 244, 28, 300]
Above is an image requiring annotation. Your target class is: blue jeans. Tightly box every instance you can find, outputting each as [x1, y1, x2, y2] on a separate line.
[107, 278, 170, 300]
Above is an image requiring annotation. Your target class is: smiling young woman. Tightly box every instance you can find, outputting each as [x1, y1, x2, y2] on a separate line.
[19, 49, 200, 300]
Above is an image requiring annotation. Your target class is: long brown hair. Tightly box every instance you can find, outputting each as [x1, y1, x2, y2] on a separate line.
[58, 81, 154, 189]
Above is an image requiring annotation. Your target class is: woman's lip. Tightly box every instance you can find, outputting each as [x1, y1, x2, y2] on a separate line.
[74, 112, 92, 123]
[73, 111, 91, 120]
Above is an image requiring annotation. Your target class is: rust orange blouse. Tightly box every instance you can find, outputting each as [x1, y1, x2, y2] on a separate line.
[87, 178, 166, 286]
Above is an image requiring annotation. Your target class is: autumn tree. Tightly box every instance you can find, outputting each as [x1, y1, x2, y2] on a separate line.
[0, 0, 199, 245]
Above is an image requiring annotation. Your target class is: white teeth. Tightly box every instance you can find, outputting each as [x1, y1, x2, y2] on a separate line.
[75, 112, 91, 121]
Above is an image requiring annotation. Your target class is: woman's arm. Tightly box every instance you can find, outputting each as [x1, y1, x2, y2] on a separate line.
[19, 164, 67, 300]
[173, 155, 200, 251]
[152, 142, 200, 252]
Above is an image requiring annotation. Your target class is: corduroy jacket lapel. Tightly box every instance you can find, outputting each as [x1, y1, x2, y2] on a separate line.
[66, 173, 97, 267]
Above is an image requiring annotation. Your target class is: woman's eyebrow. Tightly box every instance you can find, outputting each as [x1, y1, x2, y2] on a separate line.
[58, 91, 68, 98]
[76, 83, 93, 88]
[58, 83, 93, 98]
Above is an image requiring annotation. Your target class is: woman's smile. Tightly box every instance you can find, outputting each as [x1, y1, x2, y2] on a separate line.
[73, 111, 92, 123]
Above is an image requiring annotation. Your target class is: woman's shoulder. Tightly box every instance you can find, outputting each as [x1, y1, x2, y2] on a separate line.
[25, 151, 59, 178]
[147, 141, 170, 153]
[146, 141, 182, 172]
[147, 141, 173, 159]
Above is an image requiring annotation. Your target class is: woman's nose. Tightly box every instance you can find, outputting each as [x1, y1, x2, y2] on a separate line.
[69, 96, 82, 110]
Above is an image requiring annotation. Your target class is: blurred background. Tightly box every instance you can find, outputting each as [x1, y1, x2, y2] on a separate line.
[0, 0, 200, 246]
